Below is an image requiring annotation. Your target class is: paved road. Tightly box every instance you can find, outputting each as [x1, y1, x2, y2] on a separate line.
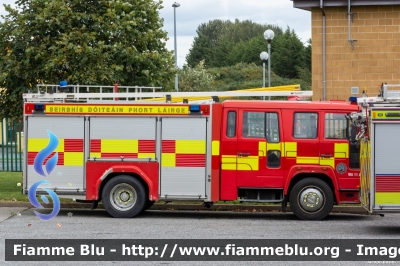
[1, 208, 400, 265]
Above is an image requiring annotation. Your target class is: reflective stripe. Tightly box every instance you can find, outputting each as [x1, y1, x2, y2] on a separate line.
[375, 192, 400, 204]
[258, 141, 266, 157]
[64, 152, 84, 166]
[267, 142, 281, 152]
[296, 156, 319, 164]
[238, 156, 259, 171]
[320, 157, 335, 168]
[175, 140, 206, 154]
[90, 152, 101, 158]
[28, 138, 65, 152]
[284, 142, 297, 157]
[138, 153, 156, 159]
[101, 140, 138, 153]
[212, 140, 220, 156]
[334, 143, 348, 158]
[221, 155, 236, 170]
[162, 153, 176, 167]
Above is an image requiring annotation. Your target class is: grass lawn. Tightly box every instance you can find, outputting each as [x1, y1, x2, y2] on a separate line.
[0, 172, 75, 203]
[0, 171, 26, 202]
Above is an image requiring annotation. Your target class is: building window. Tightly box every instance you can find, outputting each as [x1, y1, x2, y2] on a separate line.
[226, 111, 237, 138]
[293, 113, 318, 139]
[324, 113, 347, 139]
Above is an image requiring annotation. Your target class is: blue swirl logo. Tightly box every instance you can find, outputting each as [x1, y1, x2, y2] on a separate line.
[29, 130, 60, 220]
[28, 180, 60, 220]
[33, 130, 59, 176]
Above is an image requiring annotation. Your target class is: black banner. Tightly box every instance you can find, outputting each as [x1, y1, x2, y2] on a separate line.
[5, 239, 400, 261]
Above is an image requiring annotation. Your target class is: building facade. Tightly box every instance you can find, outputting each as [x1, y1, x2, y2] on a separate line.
[292, 0, 400, 101]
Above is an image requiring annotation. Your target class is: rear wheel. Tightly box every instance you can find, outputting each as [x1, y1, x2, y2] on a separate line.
[289, 178, 333, 220]
[102, 175, 146, 218]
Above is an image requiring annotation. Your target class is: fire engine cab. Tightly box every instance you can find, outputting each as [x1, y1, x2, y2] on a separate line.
[349, 84, 400, 215]
[23, 84, 360, 220]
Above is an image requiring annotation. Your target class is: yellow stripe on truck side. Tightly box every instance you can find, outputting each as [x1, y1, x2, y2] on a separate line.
[334, 143, 349, 158]
[101, 140, 138, 153]
[237, 156, 259, 171]
[175, 140, 206, 154]
[212, 141, 220, 156]
[64, 152, 84, 166]
[296, 156, 319, 164]
[375, 192, 400, 204]
[319, 157, 335, 168]
[283, 142, 297, 157]
[258, 141, 266, 157]
[162, 153, 176, 167]
[28, 138, 65, 152]
[221, 155, 236, 170]
[138, 153, 156, 159]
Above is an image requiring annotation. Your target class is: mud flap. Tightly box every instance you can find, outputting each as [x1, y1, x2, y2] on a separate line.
[282, 195, 288, 213]
[91, 200, 99, 210]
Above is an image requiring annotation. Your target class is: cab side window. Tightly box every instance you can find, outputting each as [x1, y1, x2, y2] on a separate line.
[242, 111, 281, 168]
[324, 113, 347, 139]
[242, 112, 280, 141]
[226, 111, 237, 138]
[293, 112, 318, 139]
[242, 112, 265, 138]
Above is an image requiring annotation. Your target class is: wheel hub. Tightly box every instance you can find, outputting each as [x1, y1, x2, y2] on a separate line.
[109, 183, 137, 211]
[299, 188, 324, 212]
[119, 191, 130, 202]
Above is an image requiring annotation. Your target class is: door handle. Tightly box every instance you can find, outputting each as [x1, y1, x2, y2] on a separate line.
[238, 152, 250, 157]
[321, 154, 333, 158]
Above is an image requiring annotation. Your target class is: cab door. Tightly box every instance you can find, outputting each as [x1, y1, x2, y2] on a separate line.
[237, 109, 284, 188]
[320, 111, 359, 203]
[220, 108, 238, 200]
[289, 111, 320, 166]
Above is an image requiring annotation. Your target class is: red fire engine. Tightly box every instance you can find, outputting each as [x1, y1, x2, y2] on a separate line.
[23, 85, 360, 220]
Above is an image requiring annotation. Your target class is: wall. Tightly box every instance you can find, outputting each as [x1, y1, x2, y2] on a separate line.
[312, 6, 400, 100]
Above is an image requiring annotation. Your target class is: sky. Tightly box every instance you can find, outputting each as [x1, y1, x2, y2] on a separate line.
[159, 0, 311, 67]
[0, 0, 311, 67]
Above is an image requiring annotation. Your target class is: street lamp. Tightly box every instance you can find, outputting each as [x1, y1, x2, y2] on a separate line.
[172, 2, 180, 92]
[264, 30, 275, 100]
[260, 52, 268, 100]
[260, 52, 269, 88]
[264, 29, 274, 100]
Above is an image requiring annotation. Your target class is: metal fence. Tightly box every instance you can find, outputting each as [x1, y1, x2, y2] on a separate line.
[0, 118, 23, 171]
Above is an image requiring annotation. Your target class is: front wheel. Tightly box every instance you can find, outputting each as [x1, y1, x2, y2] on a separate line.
[289, 178, 333, 220]
[102, 175, 146, 218]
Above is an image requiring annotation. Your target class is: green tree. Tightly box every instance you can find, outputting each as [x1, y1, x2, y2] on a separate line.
[185, 19, 227, 68]
[0, 0, 175, 119]
[186, 19, 282, 68]
[304, 38, 312, 72]
[271, 27, 305, 79]
[178, 60, 217, 92]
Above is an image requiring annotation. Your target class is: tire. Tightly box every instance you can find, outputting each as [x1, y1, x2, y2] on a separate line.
[289, 178, 334, 221]
[140, 200, 155, 213]
[102, 175, 146, 218]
